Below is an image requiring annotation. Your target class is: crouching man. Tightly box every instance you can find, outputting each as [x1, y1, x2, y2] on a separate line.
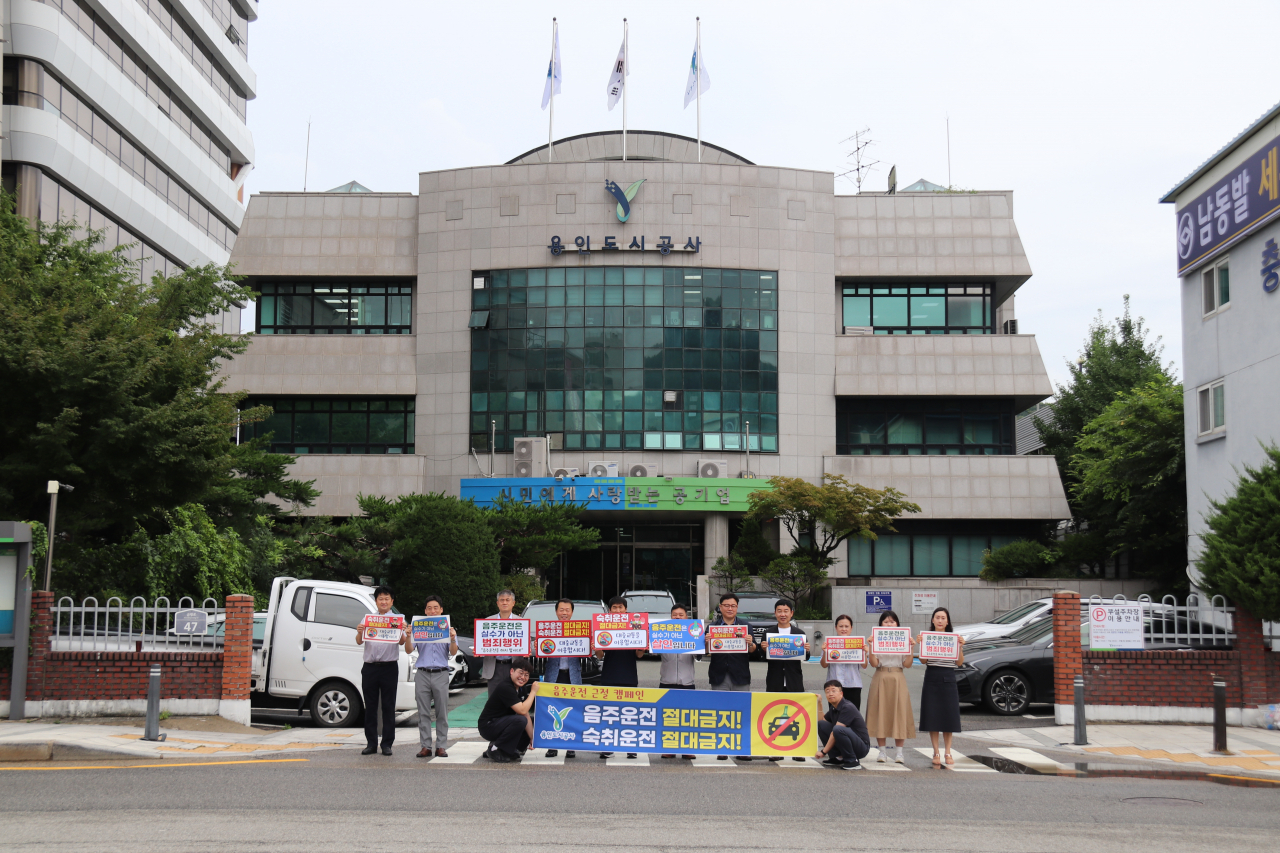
[817, 679, 870, 770]
[478, 657, 538, 763]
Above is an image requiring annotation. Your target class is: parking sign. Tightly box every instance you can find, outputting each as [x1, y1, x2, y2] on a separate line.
[865, 590, 892, 613]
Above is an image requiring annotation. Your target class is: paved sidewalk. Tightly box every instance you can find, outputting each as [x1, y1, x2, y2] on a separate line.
[0, 720, 481, 761]
[963, 723, 1280, 777]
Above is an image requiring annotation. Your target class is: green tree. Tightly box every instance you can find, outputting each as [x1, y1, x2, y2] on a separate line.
[759, 554, 828, 613]
[709, 553, 754, 595]
[732, 517, 779, 574]
[745, 474, 921, 570]
[980, 540, 1056, 582]
[485, 495, 600, 574]
[0, 192, 316, 596]
[1071, 376, 1187, 591]
[298, 493, 501, 627]
[1035, 296, 1172, 506]
[1197, 445, 1280, 621]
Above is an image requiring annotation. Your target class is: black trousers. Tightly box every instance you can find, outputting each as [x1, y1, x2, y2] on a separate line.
[765, 662, 804, 692]
[818, 720, 870, 762]
[478, 715, 530, 758]
[842, 687, 862, 710]
[362, 661, 399, 748]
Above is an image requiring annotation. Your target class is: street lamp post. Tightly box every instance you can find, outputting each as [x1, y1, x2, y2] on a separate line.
[44, 480, 73, 592]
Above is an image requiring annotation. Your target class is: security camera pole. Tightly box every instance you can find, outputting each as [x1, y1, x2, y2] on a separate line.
[44, 480, 73, 592]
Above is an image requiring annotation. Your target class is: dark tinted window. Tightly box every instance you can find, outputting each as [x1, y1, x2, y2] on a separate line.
[290, 587, 311, 621]
[313, 593, 370, 629]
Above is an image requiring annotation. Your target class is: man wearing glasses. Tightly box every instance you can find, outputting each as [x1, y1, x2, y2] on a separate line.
[478, 657, 539, 763]
[707, 593, 758, 761]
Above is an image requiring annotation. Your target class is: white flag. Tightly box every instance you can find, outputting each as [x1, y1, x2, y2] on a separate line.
[541, 29, 562, 110]
[683, 35, 710, 108]
[606, 39, 627, 111]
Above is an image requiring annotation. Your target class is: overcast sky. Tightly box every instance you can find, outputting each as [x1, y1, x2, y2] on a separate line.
[245, 0, 1275, 387]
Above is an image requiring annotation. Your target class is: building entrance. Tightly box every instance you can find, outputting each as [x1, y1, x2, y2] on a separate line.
[549, 524, 703, 608]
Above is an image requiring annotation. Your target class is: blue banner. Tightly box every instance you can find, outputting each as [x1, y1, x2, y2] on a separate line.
[648, 619, 706, 654]
[765, 634, 806, 660]
[532, 685, 819, 757]
[1175, 132, 1280, 275]
[411, 616, 450, 644]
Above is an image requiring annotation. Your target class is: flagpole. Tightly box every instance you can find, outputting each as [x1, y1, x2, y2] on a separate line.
[549, 18, 557, 163]
[622, 19, 628, 162]
[696, 17, 702, 163]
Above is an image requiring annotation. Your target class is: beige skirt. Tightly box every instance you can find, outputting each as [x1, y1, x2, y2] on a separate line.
[865, 667, 917, 740]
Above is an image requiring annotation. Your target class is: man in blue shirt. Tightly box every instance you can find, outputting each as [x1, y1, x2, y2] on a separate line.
[413, 594, 458, 758]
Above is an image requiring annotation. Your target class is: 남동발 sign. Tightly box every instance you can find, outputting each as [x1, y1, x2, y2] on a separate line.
[361, 614, 406, 644]
[473, 618, 531, 656]
[592, 612, 649, 651]
[535, 620, 592, 657]
[1175, 131, 1280, 275]
[765, 634, 806, 660]
[1088, 605, 1144, 651]
[648, 619, 706, 654]
[411, 615, 450, 644]
[824, 636, 865, 664]
[870, 627, 911, 655]
[707, 624, 749, 653]
[918, 631, 960, 661]
[532, 685, 818, 757]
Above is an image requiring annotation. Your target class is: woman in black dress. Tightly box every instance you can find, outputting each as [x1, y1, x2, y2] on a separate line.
[916, 606, 964, 766]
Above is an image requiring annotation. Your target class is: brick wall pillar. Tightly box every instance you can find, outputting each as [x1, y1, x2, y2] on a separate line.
[1234, 608, 1275, 708]
[1052, 591, 1081, 725]
[26, 591, 53, 708]
[218, 594, 254, 725]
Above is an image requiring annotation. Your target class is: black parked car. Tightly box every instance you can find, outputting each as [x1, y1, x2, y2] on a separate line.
[956, 609, 1234, 715]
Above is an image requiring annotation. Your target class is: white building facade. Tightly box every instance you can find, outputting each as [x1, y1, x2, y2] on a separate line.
[3, 0, 256, 331]
[1162, 102, 1280, 582]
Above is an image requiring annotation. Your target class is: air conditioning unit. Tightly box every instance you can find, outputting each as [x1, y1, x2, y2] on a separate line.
[513, 437, 548, 478]
[1002, 319, 1019, 335]
[738, 471, 757, 479]
[697, 459, 729, 479]
[843, 326, 873, 335]
[552, 467, 579, 479]
[628, 463, 659, 478]
[587, 460, 619, 478]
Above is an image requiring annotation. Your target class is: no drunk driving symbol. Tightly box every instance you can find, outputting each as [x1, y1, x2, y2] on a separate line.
[755, 699, 811, 753]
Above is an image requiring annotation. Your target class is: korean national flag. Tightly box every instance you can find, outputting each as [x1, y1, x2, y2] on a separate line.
[683, 35, 710, 108]
[606, 40, 627, 111]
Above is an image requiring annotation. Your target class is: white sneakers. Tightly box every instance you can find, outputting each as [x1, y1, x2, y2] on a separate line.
[894, 747, 906, 764]
[876, 748, 888, 763]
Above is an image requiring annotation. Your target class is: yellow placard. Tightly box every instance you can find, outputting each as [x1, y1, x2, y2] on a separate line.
[748, 692, 820, 757]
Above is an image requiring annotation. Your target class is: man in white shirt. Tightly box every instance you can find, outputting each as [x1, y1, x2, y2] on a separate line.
[354, 586, 412, 756]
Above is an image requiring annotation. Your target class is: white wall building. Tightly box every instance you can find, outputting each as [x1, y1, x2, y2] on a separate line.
[3, 0, 256, 331]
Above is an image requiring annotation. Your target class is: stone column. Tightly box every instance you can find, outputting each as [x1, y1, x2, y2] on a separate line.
[1052, 591, 1082, 726]
[219, 594, 254, 725]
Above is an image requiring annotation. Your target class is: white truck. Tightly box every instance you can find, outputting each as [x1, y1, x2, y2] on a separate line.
[252, 576, 438, 727]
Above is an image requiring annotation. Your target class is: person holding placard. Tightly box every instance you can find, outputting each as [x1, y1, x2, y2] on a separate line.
[707, 593, 758, 762]
[478, 657, 539, 763]
[354, 586, 412, 756]
[915, 606, 964, 767]
[412, 595, 457, 758]
[763, 598, 809, 762]
[595, 596, 646, 759]
[657, 603, 698, 761]
[864, 610, 915, 765]
[542, 598, 581, 759]
[820, 614, 866, 709]
[481, 589, 519, 696]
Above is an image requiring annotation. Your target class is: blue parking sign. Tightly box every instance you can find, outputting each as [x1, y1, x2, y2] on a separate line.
[865, 591, 893, 613]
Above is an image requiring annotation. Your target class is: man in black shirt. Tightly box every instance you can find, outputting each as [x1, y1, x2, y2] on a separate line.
[817, 679, 870, 770]
[707, 593, 758, 761]
[478, 657, 538, 763]
[594, 596, 646, 759]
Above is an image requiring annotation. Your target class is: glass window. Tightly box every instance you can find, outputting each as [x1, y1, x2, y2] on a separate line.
[910, 296, 946, 327]
[952, 537, 986, 576]
[258, 282, 414, 335]
[848, 538, 872, 576]
[873, 297, 908, 327]
[473, 268, 778, 454]
[842, 296, 870, 328]
[948, 296, 985, 327]
[874, 536, 911, 576]
[914, 536, 950, 576]
[242, 397, 415, 454]
[840, 284, 993, 334]
[312, 593, 370, 629]
[838, 398, 1013, 455]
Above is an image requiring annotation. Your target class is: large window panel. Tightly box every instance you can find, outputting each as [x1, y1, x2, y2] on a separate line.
[257, 283, 414, 335]
[838, 397, 1014, 456]
[841, 285, 993, 335]
[874, 536, 912, 576]
[242, 397, 415, 455]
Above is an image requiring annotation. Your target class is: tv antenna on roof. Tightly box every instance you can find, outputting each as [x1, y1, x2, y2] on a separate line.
[836, 128, 880, 194]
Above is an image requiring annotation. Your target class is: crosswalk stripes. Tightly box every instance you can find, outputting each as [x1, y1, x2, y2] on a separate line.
[516, 749, 565, 766]
[688, 754, 735, 767]
[991, 747, 1072, 773]
[603, 752, 650, 767]
[430, 741, 490, 764]
[914, 747, 997, 772]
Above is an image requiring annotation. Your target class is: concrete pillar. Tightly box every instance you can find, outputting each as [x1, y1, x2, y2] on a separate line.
[704, 513, 729, 574]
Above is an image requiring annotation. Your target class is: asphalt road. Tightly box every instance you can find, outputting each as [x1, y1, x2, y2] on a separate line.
[1, 749, 1276, 852]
